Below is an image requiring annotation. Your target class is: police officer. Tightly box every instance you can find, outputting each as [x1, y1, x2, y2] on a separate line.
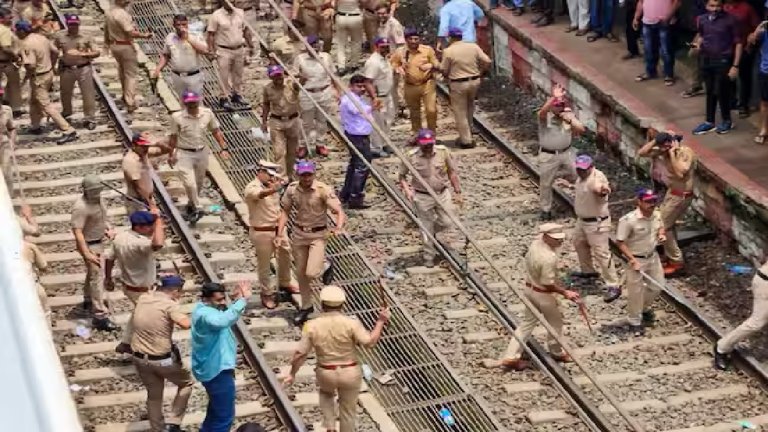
[278, 160, 346, 326]
[243, 160, 297, 309]
[714, 258, 768, 370]
[104, 0, 153, 114]
[293, 35, 334, 157]
[571, 154, 621, 303]
[269, 29, 303, 66]
[637, 132, 696, 276]
[0, 8, 23, 117]
[21, 0, 57, 39]
[440, 27, 491, 149]
[334, 0, 365, 74]
[614, 188, 666, 336]
[131, 275, 194, 432]
[284, 285, 390, 432]
[56, 14, 99, 130]
[0, 87, 16, 195]
[17, 19, 77, 144]
[152, 14, 209, 100]
[373, 2, 404, 115]
[293, 0, 333, 53]
[169, 90, 229, 223]
[70, 174, 119, 330]
[499, 223, 579, 371]
[261, 65, 301, 178]
[105, 207, 165, 354]
[537, 84, 584, 220]
[363, 0, 397, 44]
[122, 133, 157, 213]
[207, 0, 254, 111]
[362, 36, 395, 158]
[390, 29, 439, 139]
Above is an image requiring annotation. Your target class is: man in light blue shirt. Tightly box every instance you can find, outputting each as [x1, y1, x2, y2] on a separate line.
[191, 280, 252, 432]
[338, 74, 374, 209]
[437, 0, 485, 50]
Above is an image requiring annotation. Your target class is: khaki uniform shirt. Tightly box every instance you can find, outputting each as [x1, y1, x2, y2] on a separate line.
[390, 44, 439, 85]
[441, 41, 490, 81]
[525, 237, 558, 287]
[70, 196, 108, 242]
[336, 0, 362, 13]
[208, 8, 246, 48]
[55, 32, 94, 67]
[574, 168, 610, 218]
[297, 311, 371, 364]
[163, 32, 203, 73]
[281, 180, 339, 229]
[377, 17, 405, 45]
[170, 108, 220, 151]
[105, 5, 135, 44]
[105, 229, 157, 287]
[399, 146, 455, 193]
[0, 24, 20, 62]
[661, 146, 696, 191]
[21, 4, 55, 37]
[243, 179, 280, 228]
[539, 113, 572, 152]
[21, 33, 57, 74]
[131, 291, 186, 356]
[263, 81, 300, 116]
[294, 52, 334, 91]
[362, 52, 393, 95]
[0, 106, 15, 148]
[122, 150, 153, 202]
[616, 208, 663, 256]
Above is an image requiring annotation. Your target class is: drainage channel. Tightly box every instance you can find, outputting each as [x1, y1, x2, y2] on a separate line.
[126, 0, 505, 430]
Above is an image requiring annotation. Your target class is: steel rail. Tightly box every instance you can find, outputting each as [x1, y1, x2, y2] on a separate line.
[48, 2, 307, 430]
[454, 81, 768, 391]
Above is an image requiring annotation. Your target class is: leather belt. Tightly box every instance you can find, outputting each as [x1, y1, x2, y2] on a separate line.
[540, 146, 571, 155]
[580, 215, 609, 223]
[669, 189, 693, 198]
[450, 75, 480, 83]
[294, 225, 326, 233]
[35, 68, 52, 76]
[525, 282, 551, 294]
[632, 252, 655, 259]
[270, 112, 299, 120]
[217, 43, 244, 50]
[318, 362, 357, 370]
[133, 352, 172, 361]
[172, 69, 200, 77]
[112, 40, 133, 45]
[758, 270, 768, 281]
[336, 11, 361, 16]
[178, 147, 205, 152]
[62, 62, 92, 68]
[414, 188, 446, 195]
[251, 226, 277, 232]
[404, 78, 433, 86]
[124, 285, 150, 293]
[86, 239, 102, 245]
[306, 85, 329, 93]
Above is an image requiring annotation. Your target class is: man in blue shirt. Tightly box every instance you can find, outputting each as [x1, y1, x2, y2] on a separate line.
[437, 0, 485, 51]
[191, 280, 252, 432]
[338, 74, 374, 209]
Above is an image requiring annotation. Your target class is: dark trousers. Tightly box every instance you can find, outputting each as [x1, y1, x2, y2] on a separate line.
[200, 369, 236, 432]
[625, 0, 640, 55]
[702, 56, 733, 123]
[735, 50, 756, 110]
[642, 23, 675, 78]
[339, 132, 371, 205]
[537, 0, 554, 15]
[590, 0, 615, 35]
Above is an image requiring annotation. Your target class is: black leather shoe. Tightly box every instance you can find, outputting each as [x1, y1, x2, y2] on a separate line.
[293, 307, 314, 326]
[57, 130, 77, 145]
[713, 344, 730, 371]
[539, 211, 552, 221]
[321, 259, 334, 284]
[346, 202, 371, 210]
[81, 299, 92, 311]
[630, 324, 645, 336]
[535, 15, 554, 27]
[165, 424, 183, 432]
[219, 98, 233, 111]
[26, 126, 44, 135]
[115, 342, 133, 354]
[603, 286, 622, 303]
[642, 310, 656, 326]
[93, 318, 120, 331]
[230, 93, 249, 107]
[571, 271, 600, 278]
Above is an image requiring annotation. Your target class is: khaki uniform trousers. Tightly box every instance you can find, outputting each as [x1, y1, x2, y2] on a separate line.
[36, 282, 51, 326]
[83, 242, 109, 319]
[503, 288, 564, 360]
[316, 366, 362, 432]
[413, 189, 453, 261]
[0, 144, 11, 194]
[216, 46, 245, 96]
[171, 72, 204, 100]
[60, 64, 97, 118]
[448, 78, 481, 145]
[291, 230, 327, 309]
[403, 80, 437, 134]
[573, 218, 619, 287]
[717, 276, 768, 353]
[0, 62, 22, 111]
[177, 147, 210, 209]
[371, 93, 394, 153]
[334, 13, 364, 68]
[299, 88, 334, 148]
[111, 44, 139, 109]
[249, 229, 292, 295]
[121, 287, 147, 344]
[625, 253, 664, 326]
[29, 71, 71, 131]
[133, 357, 194, 432]
[300, 11, 332, 52]
[270, 116, 300, 178]
[363, 9, 378, 43]
[659, 192, 693, 263]
[538, 148, 576, 212]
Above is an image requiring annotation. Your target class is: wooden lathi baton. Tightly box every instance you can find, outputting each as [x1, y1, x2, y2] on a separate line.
[575, 299, 593, 332]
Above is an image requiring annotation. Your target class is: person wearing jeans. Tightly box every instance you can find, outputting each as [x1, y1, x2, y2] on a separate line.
[338, 74, 374, 209]
[691, 0, 742, 135]
[634, 0, 679, 85]
[588, 0, 617, 41]
[191, 281, 252, 432]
